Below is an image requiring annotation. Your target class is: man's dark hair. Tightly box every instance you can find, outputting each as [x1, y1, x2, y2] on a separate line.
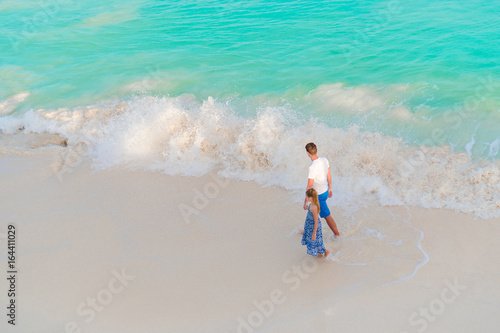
[305, 142, 317, 155]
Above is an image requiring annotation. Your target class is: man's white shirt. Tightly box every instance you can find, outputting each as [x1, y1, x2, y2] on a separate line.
[308, 156, 330, 195]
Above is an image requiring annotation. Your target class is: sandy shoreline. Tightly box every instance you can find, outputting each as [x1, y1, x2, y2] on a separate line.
[1, 147, 499, 332]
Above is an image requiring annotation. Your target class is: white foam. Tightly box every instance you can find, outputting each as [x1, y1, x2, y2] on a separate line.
[0, 95, 498, 218]
[309, 83, 413, 120]
[465, 132, 477, 157]
[77, 7, 137, 28]
[310, 83, 385, 114]
[488, 137, 500, 159]
[0, 91, 30, 115]
[122, 73, 175, 94]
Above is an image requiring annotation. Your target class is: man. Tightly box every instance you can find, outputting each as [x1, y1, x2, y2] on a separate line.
[303, 142, 340, 237]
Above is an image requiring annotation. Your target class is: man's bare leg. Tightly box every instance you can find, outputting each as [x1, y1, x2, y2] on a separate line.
[325, 215, 340, 237]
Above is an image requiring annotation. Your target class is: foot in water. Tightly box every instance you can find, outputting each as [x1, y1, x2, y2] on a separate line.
[332, 234, 341, 241]
[317, 249, 330, 258]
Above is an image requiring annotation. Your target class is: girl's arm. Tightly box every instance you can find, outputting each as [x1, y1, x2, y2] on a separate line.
[311, 204, 319, 240]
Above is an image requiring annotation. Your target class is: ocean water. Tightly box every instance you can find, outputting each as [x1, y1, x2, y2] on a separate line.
[0, 0, 499, 217]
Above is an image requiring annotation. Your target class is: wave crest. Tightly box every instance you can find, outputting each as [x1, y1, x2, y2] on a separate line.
[0, 95, 498, 218]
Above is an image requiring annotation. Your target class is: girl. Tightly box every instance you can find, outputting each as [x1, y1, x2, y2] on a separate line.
[302, 188, 330, 258]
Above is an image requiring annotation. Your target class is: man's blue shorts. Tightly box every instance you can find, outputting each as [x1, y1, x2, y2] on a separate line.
[318, 190, 331, 218]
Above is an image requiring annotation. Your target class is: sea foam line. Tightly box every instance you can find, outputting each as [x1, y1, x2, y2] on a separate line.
[0, 94, 498, 218]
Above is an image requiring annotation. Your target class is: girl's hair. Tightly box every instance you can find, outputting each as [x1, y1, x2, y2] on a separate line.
[305, 188, 320, 213]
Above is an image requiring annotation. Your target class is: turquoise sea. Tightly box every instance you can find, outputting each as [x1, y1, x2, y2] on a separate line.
[1, 0, 499, 216]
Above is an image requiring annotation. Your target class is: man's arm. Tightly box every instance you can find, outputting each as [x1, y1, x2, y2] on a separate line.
[306, 178, 314, 190]
[327, 167, 332, 198]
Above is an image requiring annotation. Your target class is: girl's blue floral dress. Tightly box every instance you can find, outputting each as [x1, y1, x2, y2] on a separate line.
[301, 205, 326, 256]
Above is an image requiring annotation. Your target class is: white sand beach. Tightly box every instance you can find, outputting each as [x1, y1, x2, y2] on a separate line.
[1, 143, 499, 333]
